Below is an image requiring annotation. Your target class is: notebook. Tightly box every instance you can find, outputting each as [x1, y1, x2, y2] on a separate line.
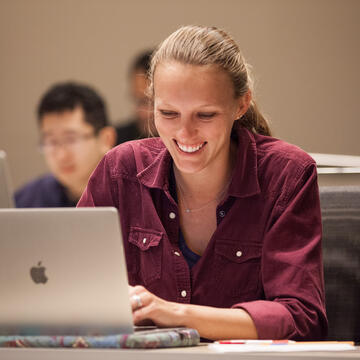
[0, 150, 15, 208]
[0, 207, 199, 348]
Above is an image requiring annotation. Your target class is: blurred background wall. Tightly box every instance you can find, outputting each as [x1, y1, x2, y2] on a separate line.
[0, 0, 359, 189]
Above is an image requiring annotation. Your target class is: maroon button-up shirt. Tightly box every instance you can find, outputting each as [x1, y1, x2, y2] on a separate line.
[78, 127, 328, 340]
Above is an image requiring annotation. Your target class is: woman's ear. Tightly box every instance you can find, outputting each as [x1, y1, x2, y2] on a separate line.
[236, 90, 252, 119]
[98, 126, 117, 153]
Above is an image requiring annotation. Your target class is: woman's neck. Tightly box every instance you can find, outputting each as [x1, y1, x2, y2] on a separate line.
[174, 141, 237, 203]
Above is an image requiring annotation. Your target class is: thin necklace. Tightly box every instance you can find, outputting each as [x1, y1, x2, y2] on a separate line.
[176, 178, 231, 214]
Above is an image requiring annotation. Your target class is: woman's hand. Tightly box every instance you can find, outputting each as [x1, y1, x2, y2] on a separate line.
[128, 285, 258, 340]
[129, 285, 186, 327]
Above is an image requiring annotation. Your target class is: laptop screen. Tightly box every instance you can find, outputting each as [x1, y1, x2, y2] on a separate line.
[0, 207, 134, 335]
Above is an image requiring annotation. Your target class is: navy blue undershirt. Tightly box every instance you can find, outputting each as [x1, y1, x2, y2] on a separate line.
[178, 231, 201, 268]
[15, 174, 77, 208]
[169, 167, 201, 269]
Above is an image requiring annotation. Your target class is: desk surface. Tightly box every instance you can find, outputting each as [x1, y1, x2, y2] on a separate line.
[1, 345, 360, 360]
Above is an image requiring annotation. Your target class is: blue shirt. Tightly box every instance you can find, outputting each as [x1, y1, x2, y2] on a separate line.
[178, 231, 201, 269]
[15, 174, 76, 208]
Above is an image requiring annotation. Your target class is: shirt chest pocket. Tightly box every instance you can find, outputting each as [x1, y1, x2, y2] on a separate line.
[128, 227, 163, 286]
[214, 241, 262, 299]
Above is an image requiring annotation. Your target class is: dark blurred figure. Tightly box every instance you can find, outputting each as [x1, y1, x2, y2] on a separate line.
[15, 82, 116, 207]
[115, 49, 153, 144]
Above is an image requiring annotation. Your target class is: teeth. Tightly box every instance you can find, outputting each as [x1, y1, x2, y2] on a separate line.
[177, 142, 204, 153]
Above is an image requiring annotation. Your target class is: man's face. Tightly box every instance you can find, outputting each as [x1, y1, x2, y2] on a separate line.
[131, 69, 151, 129]
[39, 107, 106, 198]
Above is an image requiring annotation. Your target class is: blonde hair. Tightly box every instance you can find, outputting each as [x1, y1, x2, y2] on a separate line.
[148, 25, 271, 136]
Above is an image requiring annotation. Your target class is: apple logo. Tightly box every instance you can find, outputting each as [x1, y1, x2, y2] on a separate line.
[30, 261, 48, 284]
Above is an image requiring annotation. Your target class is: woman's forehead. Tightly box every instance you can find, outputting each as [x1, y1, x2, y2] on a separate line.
[153, 61, 235, 103]
[154, 61, 223, 78]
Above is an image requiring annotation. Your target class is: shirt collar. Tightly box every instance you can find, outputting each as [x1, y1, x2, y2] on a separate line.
[137, 127, 261, 198]
[227, 127, 261, 198]
[136, 141, 172, 190]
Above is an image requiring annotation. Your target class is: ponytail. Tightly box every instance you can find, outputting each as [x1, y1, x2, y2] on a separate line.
[238, 100, 271, 136]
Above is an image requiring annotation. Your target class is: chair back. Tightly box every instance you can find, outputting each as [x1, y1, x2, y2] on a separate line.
[319, 186, 360, 341]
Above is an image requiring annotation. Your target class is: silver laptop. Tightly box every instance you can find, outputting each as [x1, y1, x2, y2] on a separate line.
[0, 207, 134, 335]
[0, 150, 15, 208]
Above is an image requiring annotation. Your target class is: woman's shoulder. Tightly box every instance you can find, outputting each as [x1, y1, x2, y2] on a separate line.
[103, 137, 166, 178]
[255, 133, 316, 171]
[251, 133, 318, 201]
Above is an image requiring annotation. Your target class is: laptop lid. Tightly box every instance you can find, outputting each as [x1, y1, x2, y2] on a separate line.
[0, 207, 134, 335]
[0, 150, 15, 208]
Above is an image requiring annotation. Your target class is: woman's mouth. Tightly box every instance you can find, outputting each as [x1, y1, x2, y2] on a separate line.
[175, 140, 206, 153]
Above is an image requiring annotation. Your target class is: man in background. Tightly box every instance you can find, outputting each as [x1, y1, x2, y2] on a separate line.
[15, 82, 116, 207]
[115, 49, 154, 144]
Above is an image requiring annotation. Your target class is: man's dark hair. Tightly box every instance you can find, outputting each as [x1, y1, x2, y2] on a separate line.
[37, 82, 109, 134]
[130, 49, 154, 75]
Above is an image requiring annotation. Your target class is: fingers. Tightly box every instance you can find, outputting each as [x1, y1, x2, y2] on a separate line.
[129, 285, 148, 312]
[128, 285, 165, 325]
[132, 301, 150, 325]
[132, 292, 157, 325]
[130, 290, 158, 325]
[131, 294, 143, 310]
[129, 285, 146, 297]
[128, 285, 185, 328]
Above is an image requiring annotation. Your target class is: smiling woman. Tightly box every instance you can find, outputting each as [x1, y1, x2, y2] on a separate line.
[78, 25, 328, 341]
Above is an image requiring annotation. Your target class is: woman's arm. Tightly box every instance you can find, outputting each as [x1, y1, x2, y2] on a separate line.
[235, 162, 328, 340]
[129, 285, 258, 340]
[184, 303, 258, 340]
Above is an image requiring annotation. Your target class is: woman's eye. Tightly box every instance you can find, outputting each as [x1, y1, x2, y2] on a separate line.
[159, 110, 178, 118]
[198, 113, 216, 119]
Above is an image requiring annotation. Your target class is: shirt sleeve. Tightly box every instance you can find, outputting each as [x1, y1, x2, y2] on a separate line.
[232, 162, 328, 340]
[77, 155, 118, 208]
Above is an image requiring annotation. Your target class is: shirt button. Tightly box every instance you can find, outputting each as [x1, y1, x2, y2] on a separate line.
[142, 238, 147, 244]
[236, 251, 242, 257]
[219, 210, 226, 218]
[181, 290, 187, 298]
[169, 212, 176, 219]
[174, 251, 181, 256]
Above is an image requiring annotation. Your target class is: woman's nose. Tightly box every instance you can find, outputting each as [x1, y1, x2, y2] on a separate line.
[178, 117, 197, 138]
